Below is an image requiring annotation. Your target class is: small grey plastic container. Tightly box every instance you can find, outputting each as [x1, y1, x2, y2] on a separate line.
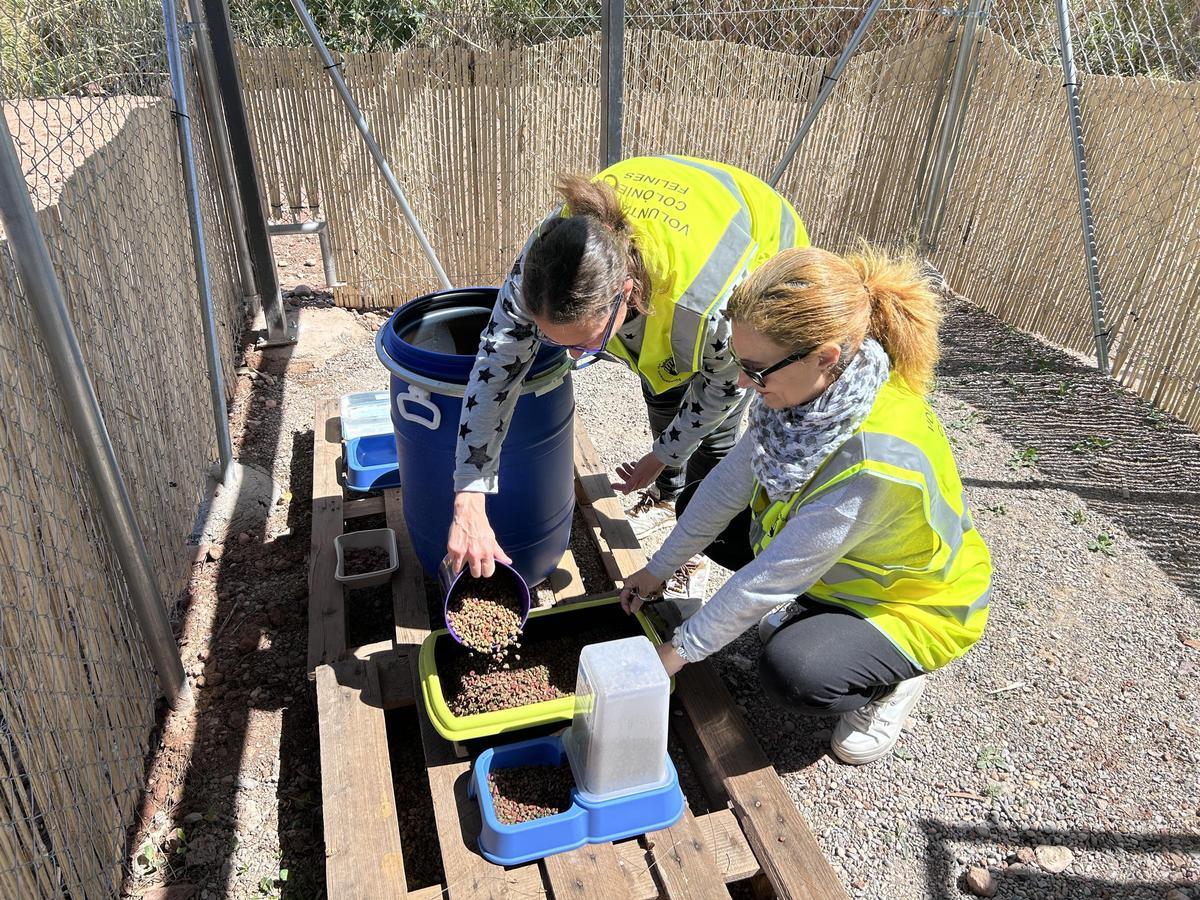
[334, 528, 399, 588]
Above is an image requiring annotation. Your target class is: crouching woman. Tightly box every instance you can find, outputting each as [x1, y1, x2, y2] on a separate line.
[620, 246, 993, 764]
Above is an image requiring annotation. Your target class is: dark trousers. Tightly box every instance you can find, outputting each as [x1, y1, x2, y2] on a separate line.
[642, 381, 751, 502]
[676, 482, 923, 716]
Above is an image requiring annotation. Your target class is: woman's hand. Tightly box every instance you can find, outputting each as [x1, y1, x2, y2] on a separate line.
[614, 450, 666, 494]
[657, 641, 687, 676]
[619, 567, 667, 614]
[446, 492, 512, 578]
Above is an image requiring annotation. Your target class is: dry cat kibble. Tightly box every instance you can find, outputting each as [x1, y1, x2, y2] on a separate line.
[488, 763, 575, 825]
[446, 625, 620, 717]
[445, 575, 524, 656]
[342, 546, 390, 576]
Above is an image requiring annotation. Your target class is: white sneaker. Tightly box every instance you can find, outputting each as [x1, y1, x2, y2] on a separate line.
[628, 486, 676, 539]
[831, 675, 927, 765]
[657, 555, 709, 625]
[758, 602, 798, 643]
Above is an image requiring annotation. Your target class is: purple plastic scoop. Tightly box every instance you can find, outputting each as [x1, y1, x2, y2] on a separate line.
[438, 559, 532, 650]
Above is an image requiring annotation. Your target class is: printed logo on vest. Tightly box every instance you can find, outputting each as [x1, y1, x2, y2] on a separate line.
[658, 357, 680, 381]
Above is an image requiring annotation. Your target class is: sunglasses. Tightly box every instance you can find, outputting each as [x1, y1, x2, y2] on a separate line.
[729, 343, 816, 389]
[540, 288, 625, 355]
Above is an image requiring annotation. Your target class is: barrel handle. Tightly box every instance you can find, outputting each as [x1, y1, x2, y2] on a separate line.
[395, 385, 441, 430]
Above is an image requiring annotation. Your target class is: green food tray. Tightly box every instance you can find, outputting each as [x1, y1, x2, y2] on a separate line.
[419, 594, 667, 742]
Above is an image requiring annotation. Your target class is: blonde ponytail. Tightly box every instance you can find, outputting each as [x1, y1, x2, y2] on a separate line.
[847, 245, 942, 392]
[728, 244, 942, 392]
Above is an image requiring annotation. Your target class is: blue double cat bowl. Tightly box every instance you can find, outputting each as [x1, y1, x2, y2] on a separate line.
[468, 734, 685, 866]
[343, 433, 401, 493]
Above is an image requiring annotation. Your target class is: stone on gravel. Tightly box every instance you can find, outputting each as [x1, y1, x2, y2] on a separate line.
[1035, 844, 1074, 873]
[964, 866, 997, 897]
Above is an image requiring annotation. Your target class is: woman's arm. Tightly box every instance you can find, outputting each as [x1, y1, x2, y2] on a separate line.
[452, 245, 545, 494]
[650, 312, 748, 469]
[645, 433, 757, 581]
[669, 476, 885, 663]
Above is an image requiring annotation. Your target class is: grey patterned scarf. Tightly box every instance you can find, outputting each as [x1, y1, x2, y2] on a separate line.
[749, 339, 892, 501]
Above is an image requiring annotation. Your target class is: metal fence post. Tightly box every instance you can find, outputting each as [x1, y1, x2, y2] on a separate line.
[768, 0, 887, 188]
[919, 0, 984, 250]
[0, 116, 190, 709]
[288, 0, 452, 290]
[164, 0, 235, 484]
[600, 0, 625, 167]
[200, 0, 294, 345]
[185, 0, 258, 308]
[1055, 0, 1111, 375]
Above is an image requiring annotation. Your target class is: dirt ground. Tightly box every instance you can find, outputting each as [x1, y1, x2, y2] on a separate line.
[123, 234, 1200, 899]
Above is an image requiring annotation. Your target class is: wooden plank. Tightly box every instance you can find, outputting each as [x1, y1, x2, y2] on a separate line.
[611, 841, 658, 899]
[316, 659, 407, 897]
[643, 810, 731, 900]
[409, 887, 445, 900]
[670, 698, 731, 810]
[675, 664, 848, 900]
[694, 809, 759, 884]
[415, 689, 546, 900]
[384, 487, 547, 899]
[542, 842, 634, 900]
[547, 548, 586, 601]
[572, 422, 648, 579]
[385, 487, 434, 651]
[351, 640, 415, 709]
[345, 494, 386, 520]
[308, 400, 346, 674]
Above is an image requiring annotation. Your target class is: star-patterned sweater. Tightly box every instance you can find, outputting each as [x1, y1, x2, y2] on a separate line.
[452, 236, 747, 494]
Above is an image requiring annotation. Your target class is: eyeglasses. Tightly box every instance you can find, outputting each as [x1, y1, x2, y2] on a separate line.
[730, 344, 816, 389]
[540, 289, 625, 355]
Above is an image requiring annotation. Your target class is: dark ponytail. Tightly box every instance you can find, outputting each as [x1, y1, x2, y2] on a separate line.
[522, 174, 650, 324]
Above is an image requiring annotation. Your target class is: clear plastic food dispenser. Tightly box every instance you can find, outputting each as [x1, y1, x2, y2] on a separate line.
[563, 636, 671, 802]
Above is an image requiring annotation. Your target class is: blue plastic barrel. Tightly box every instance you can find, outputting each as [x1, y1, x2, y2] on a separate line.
[376, 288, 575, 585]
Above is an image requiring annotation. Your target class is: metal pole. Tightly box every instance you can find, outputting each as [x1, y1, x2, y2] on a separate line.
[768, 0, 886, 188]
[185, 0, 258, 306]
[926, 0, 990, 244]
[600, 0, 625, 167]
[1055, 0, 1110, 375]
[920, 0, 983, 249]
[0, 117, 190, 708]
[164, 0, 235, 484]
[268, 220, 342, 287]
[911, 11, 964, 235]
[288, 0, 452, 290]
[199, 0, 294, 345]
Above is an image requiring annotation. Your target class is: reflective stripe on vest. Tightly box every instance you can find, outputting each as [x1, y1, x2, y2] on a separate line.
[749, 375, 993, 671]
[593, 156, 808, 393]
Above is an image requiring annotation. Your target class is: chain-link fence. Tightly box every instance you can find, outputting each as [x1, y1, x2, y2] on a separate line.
[0, 0, 244, 894]
[932, 0, 1200, 423]
[229, 0, 1198, 425]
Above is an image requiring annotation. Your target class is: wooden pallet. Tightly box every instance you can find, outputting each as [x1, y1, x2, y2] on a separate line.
[307, 399, 849, 899]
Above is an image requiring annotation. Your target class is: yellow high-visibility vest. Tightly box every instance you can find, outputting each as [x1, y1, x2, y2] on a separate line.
[749, 374, 993, 671]
[585, 155, 808, 394]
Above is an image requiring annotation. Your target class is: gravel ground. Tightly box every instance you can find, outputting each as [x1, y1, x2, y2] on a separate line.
[128, 258, 1199, 898]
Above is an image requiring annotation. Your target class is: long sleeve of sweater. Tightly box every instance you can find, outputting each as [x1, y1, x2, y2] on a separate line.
[650, 313, 748, 466]
[452, 221, 555, 493]
[647, 433, 890, 663]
